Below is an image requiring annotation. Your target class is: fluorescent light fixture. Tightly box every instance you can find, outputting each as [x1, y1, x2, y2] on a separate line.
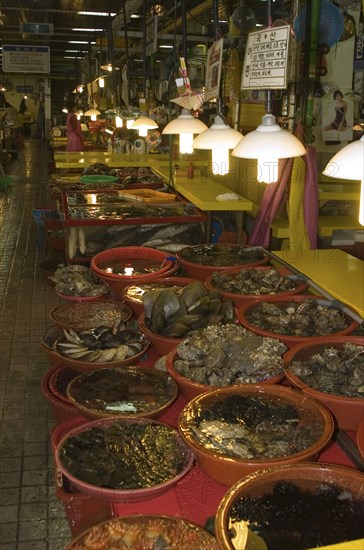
[159, 45, 173, 49]
[193, 115, 243, 175]
[71, 28, 104, 32]
[232, 114, 306, 183]
[98, 77, 105, 88]
[65, 50, 87, 53]
[77, 11, 117, 16]
[323, 135, 364, 225]
[115, 116, 123, 128]
[64, 56, 85, 59]
[69, 40, 96, 44]
[130, 14, 141, 18]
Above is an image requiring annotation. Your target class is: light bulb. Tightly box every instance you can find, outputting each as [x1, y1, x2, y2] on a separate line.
[138, 127, 148, 137]
[179, 133, 194, 155]
[126, 119, 135, 129]
[257, 158, 279, 184]
[360, 180, 364, 226]
[99, 77, 105, 88]
[212, 148, 229, 176]
[24, 94, 28, 100]
[115, 116, 123, 128]
[91, 114, 97, 121]
[107, 65, 112, 72]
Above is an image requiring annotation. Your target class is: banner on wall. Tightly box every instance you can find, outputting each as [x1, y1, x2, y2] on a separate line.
[204, 38, 224, 102]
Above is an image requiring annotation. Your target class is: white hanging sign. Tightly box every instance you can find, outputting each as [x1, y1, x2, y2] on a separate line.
[204, 38, 224, 102]
[241, 25, 290, 90]
[2, 45, 50, 74]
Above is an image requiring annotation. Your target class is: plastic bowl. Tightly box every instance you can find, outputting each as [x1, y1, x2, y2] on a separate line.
[204, 266, 308, 308]
[49, 300, 132, 331]
[176, 244, 270, 281]
[357, 419, 364, 460]
[41, 365, 83, 424]
[215, 462, 364, 550]
[284, 336, 364, 431]
[90, 246, 176, 292]
[55, 417, 194, 503]
[237, 295, 358, 347]
[66, 515, 219, 550]
[166, 348, 285, 402]
[66, 365, 178, 420]
[178, 384, 334, 486]
[120, 276, 197, 317]
[138, 312, 183, 356]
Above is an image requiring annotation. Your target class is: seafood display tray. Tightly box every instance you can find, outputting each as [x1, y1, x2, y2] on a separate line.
[61, 191, 207, 226]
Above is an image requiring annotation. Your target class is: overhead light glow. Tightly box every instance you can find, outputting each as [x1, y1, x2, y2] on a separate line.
[64, 56, 85, 59]
[65, 50, 87, 53]
[159, 45, 173, 49]
[130, 14, 141, 18]
[71, 28, 104, 32]
[77, 11, 117, 16]
[69, 40, 96, 44]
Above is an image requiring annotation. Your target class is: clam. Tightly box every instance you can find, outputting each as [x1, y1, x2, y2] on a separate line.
[143, 281, 236, 339]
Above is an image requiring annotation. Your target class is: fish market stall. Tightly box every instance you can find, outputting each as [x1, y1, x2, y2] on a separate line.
[60, 190, 207, 261]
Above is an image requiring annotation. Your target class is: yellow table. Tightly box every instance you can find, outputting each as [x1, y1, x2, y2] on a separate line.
[171, 174, 253, 243]
[272, 249, 364, 319]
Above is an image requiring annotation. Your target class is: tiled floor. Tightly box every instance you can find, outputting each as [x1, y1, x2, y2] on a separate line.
[0, 139, 72, 549]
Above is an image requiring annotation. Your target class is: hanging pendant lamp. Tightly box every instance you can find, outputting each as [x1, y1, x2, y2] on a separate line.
[323, 135, 364, 225]
[232, 114, 306, 183]
[162, 109, 208, 154]
[192, 115, 243, 175]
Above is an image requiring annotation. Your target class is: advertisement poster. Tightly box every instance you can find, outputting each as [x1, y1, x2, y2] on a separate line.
[204, 38, 224, 101]
[322, 89, 353, 141]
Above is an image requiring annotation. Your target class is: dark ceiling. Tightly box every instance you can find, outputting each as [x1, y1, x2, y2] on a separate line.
[0, 0, 292, 79]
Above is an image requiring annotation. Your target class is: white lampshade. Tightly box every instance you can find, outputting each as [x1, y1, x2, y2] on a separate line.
[131, 116, 158, 137]
[232, 113, 306, 183]
[162, 109, 207, 155]
[192, 115, 243, 175]
[323, 135, 364, 225]
[84, 108, 101, 117]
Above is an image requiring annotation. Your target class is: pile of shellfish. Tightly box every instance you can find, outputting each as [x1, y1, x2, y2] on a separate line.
[56, 325, 149, 363]
[143, 280, 236, 338]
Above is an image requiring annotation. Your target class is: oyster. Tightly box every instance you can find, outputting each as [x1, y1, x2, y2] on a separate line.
[245, 299, 350, 336]
[174, 324, 287, 386]
[210, 267, 297, 295]
[289, 342, 364, 398]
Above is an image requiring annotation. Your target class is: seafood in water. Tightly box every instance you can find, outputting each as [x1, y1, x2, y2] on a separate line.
[230, 481, 364, 550]
[174, 323, 287, 386]
[67, 203, 203, 221]
[210, 267, 297, 295]
[178, 244, 268, 266]
[67, 366, 178, 416]
[186, 394, 322, 460]
[56, 325, 149, 364]
[289, 342, 364, 398]
[68, 515, 219, 549]
[245, 299, 350, 336]
[143, 280, 236, 339]
[59, 420, 191, 490]
[51, 264, 109, 297]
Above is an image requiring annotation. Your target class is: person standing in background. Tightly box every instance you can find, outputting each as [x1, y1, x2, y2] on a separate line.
[66, 101, 84, 152]
[2, 100, 24, 147]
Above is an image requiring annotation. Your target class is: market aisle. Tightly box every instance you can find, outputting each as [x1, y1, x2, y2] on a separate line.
[0, 139, 72, 549]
